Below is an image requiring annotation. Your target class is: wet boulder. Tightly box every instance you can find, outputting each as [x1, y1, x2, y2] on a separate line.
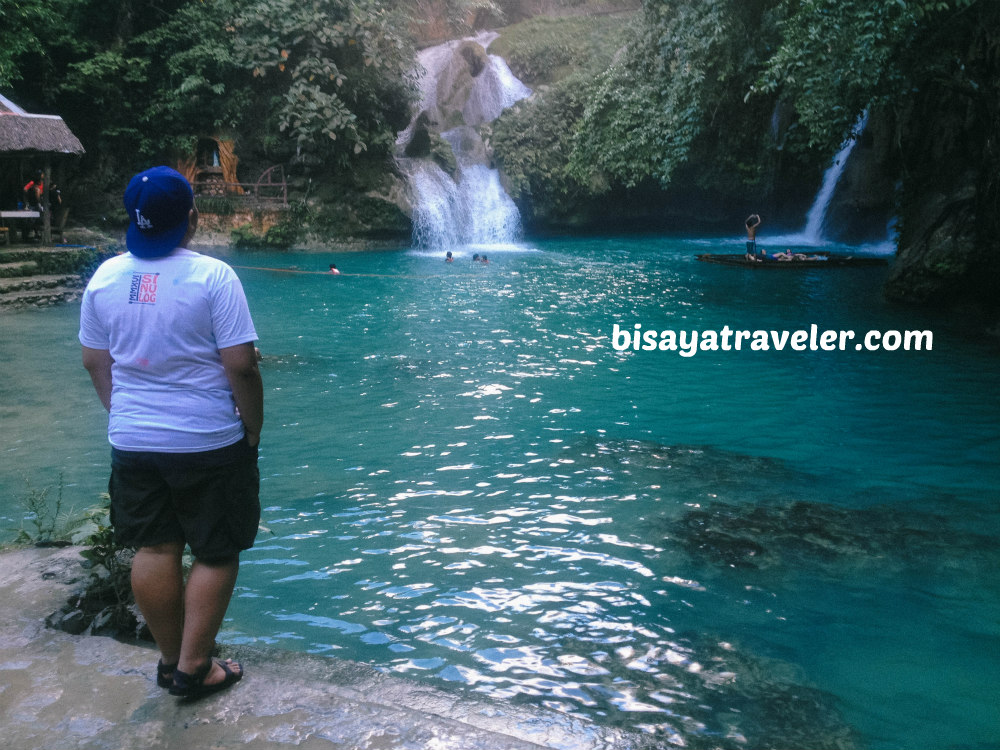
[403, 111, 435, 158]
[428, 41, 490, 130]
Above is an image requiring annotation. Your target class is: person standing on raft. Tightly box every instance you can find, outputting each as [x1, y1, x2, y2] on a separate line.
[745, 214, 762, 261]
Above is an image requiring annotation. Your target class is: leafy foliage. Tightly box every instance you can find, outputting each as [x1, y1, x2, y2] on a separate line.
[50, 0, 249, 164]
[230, 218, 300, 250]
[490, 13, 633, 219]
[0, 0, 56, 88]
[4, 0, 418, 195]
[232, 0, 416, 165]
[570, 0, 781, 190]
[493, 0, 785, 221]
[50, 501, 148, 639]
[753, 0, 977, 153]
[9, 473, 66, 545]
[492, 75, 595, 221]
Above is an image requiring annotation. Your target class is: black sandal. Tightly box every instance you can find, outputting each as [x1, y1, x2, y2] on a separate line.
[156, 659, 177, 689]
[169, 658, 243, 700]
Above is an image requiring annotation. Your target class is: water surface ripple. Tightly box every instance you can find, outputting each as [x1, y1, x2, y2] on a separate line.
[2, 237, 998, 750]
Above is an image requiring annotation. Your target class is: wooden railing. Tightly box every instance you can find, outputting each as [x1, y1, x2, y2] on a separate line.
[192, 165, 288, 208]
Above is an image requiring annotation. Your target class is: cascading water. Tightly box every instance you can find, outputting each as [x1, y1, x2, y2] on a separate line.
[799, 111, 869, 243]
[397, 32, 531, 251]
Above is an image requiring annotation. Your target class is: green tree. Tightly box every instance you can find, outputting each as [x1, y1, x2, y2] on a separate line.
[232, 0, 415, 165]
[753, 0, 976, 152]
[51, 0, 245, 164]
[490, 13, 634, 222]
[569, 0, 780, 190]
[491, 75, 593, 223]
[134, 0, 251, 151]
[0, 0, 79, 93]
[0, 0, 43, 87]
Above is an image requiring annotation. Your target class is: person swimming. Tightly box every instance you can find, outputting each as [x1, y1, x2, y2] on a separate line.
[329, 263, 341, 275]
[445, 251, 454, 262]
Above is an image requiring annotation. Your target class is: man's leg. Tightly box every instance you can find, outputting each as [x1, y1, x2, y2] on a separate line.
[177, 556, 241, 685]
[131, 541, 186, 666]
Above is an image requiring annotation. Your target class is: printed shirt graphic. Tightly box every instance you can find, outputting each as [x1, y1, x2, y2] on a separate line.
[129, 272, 159, 304]
[79, 249, 257, 452]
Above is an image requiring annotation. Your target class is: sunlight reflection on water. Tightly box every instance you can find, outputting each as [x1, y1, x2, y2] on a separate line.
[3, 237, 999, 749]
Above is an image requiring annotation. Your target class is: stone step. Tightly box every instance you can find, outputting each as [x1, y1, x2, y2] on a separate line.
[0, 245, 92, 257]
[0, 244, 113, 311]
[0, 273, 82, 293]
[0, 286, 83, 308]
[0, 260, 39, 277]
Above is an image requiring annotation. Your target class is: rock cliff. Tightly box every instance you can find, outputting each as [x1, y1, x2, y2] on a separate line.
[884, 68, 1000, 316]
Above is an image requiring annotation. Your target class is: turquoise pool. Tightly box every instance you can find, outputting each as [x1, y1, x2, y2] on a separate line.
[2, 236, 997, 748]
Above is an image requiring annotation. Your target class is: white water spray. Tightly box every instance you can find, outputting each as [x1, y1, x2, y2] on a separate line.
[398, 32, 531, 250]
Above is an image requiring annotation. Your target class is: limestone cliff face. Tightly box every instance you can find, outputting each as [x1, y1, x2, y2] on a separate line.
[882, 41, 1000, 312]
[886, 181, 982, 305]
[873, 3, 1000, 314]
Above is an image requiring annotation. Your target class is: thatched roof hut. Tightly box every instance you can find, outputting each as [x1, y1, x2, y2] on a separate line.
[0, 95, 84, 155]
[0, 95, 84, 244]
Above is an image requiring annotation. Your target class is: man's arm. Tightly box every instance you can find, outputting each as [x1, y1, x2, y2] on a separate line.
[81, 346, 113, 412]
[220, 341, 263, 447]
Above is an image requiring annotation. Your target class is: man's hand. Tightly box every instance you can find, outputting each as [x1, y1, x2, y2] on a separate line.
[82, 346, 114, 411]
[220, 341, 263, 442]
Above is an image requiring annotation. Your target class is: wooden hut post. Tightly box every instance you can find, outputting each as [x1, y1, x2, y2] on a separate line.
[41, 159, 52, 244]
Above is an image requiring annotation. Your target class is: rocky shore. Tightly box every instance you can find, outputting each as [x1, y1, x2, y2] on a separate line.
[0, 545, 640, 750]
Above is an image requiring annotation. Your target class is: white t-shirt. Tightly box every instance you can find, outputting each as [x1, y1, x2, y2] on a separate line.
[79, 248, 258, 452]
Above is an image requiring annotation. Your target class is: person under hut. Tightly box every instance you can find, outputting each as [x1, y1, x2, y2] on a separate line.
[20, 170, 45, 242]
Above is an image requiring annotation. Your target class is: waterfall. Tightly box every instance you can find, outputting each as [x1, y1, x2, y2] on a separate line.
[397, 32, 531, 251]
[799, 111, 869, 243]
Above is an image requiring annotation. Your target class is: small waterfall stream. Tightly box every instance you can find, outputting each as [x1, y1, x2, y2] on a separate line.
[800, 111, 869, 243]
[397, 32, 531, 251]
[765, 112, 870, 247]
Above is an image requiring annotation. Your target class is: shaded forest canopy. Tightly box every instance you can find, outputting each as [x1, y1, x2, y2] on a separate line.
[1, 0, 996, 308]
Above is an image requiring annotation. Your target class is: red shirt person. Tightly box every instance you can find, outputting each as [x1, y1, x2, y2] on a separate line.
[23, 171, 44, 209]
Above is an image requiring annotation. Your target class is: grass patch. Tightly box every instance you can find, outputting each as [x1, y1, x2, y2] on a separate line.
[491, 12, 635, 86]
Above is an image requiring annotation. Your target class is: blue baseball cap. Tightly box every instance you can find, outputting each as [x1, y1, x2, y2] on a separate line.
[123, 166, 194, 258]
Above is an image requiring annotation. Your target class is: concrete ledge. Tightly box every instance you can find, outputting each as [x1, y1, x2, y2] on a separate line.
[0, 546, 640, 750]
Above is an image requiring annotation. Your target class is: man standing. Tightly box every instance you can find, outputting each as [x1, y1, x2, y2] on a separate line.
[745, 213, 762, 261]
[79, 166, 263, 700]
